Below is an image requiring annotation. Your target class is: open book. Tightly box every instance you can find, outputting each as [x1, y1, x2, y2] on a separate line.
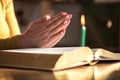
[0, 47, 120, 71]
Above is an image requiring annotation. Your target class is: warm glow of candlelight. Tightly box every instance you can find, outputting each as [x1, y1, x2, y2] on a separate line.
[81, 15, 85, 26]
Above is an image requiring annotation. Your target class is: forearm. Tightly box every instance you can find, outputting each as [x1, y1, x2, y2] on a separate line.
[0, 35, 22, 50]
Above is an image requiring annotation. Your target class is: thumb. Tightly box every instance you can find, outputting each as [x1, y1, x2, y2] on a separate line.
[44, 14, 51, 20]
[35, 14, 51, 22]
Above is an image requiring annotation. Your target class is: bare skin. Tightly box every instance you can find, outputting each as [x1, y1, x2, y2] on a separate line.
[20, 12, 72, 48]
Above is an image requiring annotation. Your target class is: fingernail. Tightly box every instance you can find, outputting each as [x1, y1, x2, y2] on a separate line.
[65, 15, 69, 19]
[60, 30, 65, 35]
[44, 14, 51, 20]
[64, 20, 67, 24]
[60, 12, 67, 15]
[69, 14, 73, 19]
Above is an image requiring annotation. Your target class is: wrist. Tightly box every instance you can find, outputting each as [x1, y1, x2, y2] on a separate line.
[19, 33, 30, 48]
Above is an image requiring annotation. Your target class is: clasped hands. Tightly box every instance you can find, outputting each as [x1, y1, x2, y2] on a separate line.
[20, 12, 72, 48]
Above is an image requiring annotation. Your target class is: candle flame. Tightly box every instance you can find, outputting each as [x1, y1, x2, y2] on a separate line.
[81, 14, 85, 26]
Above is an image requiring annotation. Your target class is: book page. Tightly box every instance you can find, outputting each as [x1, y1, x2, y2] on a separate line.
[3, 47, 80, 54]
[95, 49, 120, 60]
[54, 47, 94, 70]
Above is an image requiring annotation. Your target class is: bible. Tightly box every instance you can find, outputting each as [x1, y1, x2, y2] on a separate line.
[0, 47, 120, 71]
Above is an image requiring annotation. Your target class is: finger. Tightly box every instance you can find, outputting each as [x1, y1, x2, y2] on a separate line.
[34, 14, 51, 23]
[27, 14, 51, 33]
[48, 14, 72, 31]
[46, 12, 68, 25]
[43, 29, 66, 47]
[50, 29, 66, 45]
[50, 19, 71, 36]
[44, 14, 51, 20]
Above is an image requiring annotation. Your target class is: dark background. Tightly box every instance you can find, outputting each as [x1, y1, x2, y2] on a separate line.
[14, 0, 120, 52]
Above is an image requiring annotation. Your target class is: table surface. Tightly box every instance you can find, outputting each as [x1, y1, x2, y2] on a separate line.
[0, 61, 120, 80]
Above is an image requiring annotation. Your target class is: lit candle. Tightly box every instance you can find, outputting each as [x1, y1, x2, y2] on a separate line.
[80, 14, 86, 46]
